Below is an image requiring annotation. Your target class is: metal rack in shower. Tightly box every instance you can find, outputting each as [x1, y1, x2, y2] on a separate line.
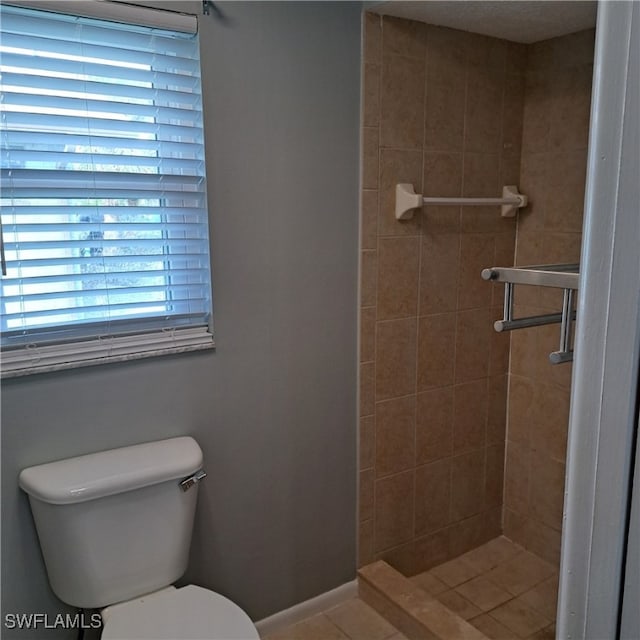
[482, 264, 579, 364]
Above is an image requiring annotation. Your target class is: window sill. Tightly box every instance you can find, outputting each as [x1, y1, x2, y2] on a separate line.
[1, 328, 214, 379]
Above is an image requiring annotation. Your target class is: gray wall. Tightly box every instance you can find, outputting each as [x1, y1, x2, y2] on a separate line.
[0, 2, 361, 637]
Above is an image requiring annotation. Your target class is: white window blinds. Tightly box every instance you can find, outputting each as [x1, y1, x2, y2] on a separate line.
[0, 4, 213, 376]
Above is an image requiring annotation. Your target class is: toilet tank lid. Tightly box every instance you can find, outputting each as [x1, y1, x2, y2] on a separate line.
[19, 437, 203, 505]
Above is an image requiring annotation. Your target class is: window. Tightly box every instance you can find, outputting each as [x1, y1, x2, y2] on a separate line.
[0, 2, 213, 377]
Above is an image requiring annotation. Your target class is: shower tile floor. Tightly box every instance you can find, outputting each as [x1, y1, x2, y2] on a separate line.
[412, 536, 558, 639]
[265, 537, 558, 639]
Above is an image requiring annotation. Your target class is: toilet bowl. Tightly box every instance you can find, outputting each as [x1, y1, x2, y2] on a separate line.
[101, 585, 259, 640]
[18, 437, 259, 640]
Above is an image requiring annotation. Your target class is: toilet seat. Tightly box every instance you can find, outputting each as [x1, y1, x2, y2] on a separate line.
[101, 584, 259, 640]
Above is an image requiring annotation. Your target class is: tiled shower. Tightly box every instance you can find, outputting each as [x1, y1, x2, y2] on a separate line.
[358, 11, 594, 580]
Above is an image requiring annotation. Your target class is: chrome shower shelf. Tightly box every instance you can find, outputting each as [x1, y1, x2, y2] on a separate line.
[482, 263, 580, 364]
[481, 263, 579, 290]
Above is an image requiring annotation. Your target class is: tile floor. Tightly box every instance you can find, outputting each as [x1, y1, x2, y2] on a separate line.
[263, 597, 407, 640]
[264, 536, 557, 640]
[411, 536, 558, 639]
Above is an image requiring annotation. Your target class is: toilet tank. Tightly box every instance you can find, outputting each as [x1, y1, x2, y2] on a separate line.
[19, 437, 204, 609]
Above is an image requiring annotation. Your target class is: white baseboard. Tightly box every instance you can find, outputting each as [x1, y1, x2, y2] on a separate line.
[254, 579, 358, 637]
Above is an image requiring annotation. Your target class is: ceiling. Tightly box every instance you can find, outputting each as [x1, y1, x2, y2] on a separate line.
[366, 1, 597, 44]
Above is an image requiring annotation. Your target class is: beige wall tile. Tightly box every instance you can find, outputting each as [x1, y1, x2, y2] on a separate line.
[490, 307, 511, 375]
[424, 151, 463, 197]
[363, 63, 381, 128]
[382, 15, 426, 59]
[530, 382, 569, 462]
[361, 306, 376, 363]
[378, 149, 423, 237]
[360, 362, 375, 418]
[415, 458, 451, 535]
[426, 25, 468, 72]
[360, 469, 374, 522]
[504, 441, 530, 515]
[522, 72, 552, 153]
[453, 379, 488, 454]
[529, 451, 565, 531]
[485, 442, 505, 508]
[359, 519, 375, 568]
[552, 29, 595, 68]
[549, 65, 592, 151]
[424, 64, 466, 153]
[451, 450, 486, 521]
[377, 541, 417, 577]
[509, 322, 539, 377]
[416, 386, 454, 464]
[518, 152, 548, 229]
[461, 210, 517, 236]
[376, 396, 416, 477]
[422, 205, 461, 235]
[465, 70, 504, 154]
[417, 313, 456, 390]
[494, 230, 517, 268]
[364, 12, 382, 64]
[527, 40, 554, 72]
[361, 250, 378, 308]
[419, 233, 460, 316]
[466, 33, 506, 71]
[361, 190, 379, 250]
[502, 74, 526, 152]
[360, 415, 375, 471]
[454, 308, 493, 383]
[449, 513, 488, 557]
[463, 152, 500, 198]
[525, 520, 562, 567]
[375, 471, 415, 551]
[503, 508, 528, 547]
[482, 506, 503, 540]
[506, 42, 527, 74]
[362, 126, 380, 190]
[500, 150, 522, 187]
[507, 374, 536, 445]
[457, 234, 495, 310]
[544, 150, 587, 232]
[413, 528, 451, 572]
[542, 231, 582, 264]
[486, 375, 508, 444]
[376, 319, 418, 401]
[380, 55, 425, 149]
[377, 237, 420, 320]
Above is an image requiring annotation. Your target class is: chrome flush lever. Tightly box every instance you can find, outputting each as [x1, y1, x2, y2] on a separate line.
[180, 469, 207, 492]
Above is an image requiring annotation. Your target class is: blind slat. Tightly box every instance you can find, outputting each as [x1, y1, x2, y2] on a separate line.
[2, 72, 202, 109]
[0, 53, 200, 90]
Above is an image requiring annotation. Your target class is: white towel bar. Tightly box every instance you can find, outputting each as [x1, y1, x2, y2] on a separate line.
[395, 183, 528, 220]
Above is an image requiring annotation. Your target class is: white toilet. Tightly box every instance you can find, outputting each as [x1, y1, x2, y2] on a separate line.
[19, 437, 259, 640]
